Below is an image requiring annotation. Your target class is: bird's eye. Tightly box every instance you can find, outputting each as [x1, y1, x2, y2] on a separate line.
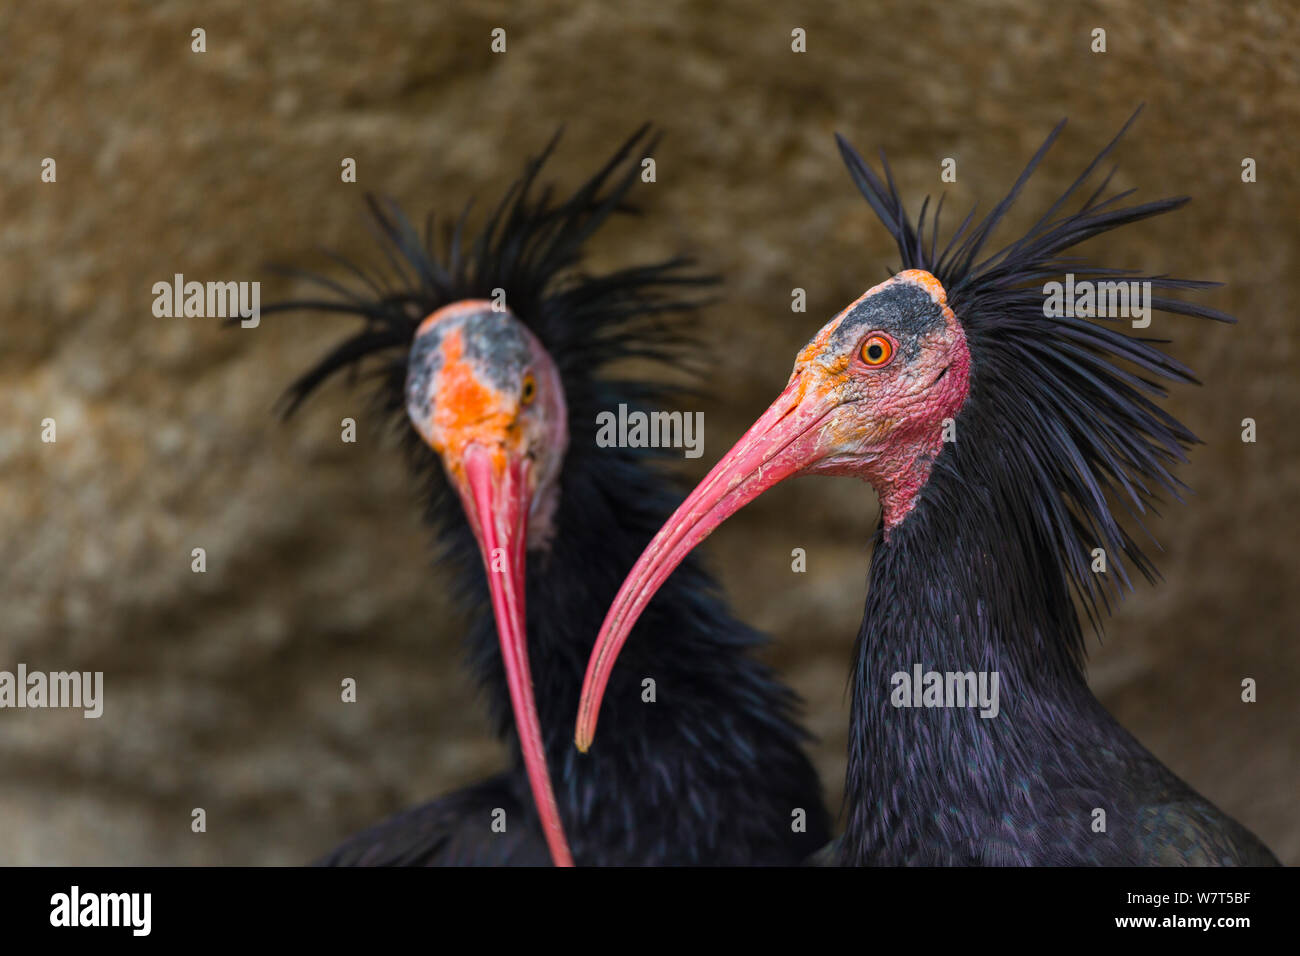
[859, 333, 895, 367]
[520, 373, 537, 405]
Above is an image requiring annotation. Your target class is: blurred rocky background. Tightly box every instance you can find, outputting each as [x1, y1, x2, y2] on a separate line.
[1, 0, 1295, 864]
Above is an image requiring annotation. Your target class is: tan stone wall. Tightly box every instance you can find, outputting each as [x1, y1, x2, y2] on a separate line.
[1, 0, 1295, 863]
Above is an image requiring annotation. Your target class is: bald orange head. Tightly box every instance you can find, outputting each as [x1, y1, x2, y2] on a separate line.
[405, 300, 573, 866]
[406, 300, 567, 544]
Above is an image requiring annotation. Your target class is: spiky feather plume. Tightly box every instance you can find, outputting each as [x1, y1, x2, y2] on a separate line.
[262, 129, 832, 865]
[835, 107, 1234, 661]
[259, 125, 716, 548]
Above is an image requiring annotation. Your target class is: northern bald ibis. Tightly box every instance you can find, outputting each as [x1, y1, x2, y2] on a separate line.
[269, 127, 830, 865]
[576, 112, 1279, 866]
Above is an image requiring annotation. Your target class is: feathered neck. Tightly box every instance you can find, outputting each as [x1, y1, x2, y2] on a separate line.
[843, 464, 1114, 865]
[833, 107, 1233, 661]
[268, 127, 826, 861]
[834, 108, 1235, 865]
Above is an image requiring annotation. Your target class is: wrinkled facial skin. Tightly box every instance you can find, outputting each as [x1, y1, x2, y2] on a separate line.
[405, 301, 568, 548]
[405, 299, 574, 866]
[573, 269, 971, 752]
[788, 269, 970, 524]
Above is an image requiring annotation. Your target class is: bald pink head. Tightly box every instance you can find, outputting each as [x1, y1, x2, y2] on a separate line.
[575, 269, 971, 751]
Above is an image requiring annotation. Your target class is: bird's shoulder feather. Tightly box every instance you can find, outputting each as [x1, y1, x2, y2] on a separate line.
[314, 773, 551, 867]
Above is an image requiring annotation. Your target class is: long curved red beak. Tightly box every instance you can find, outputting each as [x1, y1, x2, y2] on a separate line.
[459, 444, 574, 867]
[575, 375, 840, 751]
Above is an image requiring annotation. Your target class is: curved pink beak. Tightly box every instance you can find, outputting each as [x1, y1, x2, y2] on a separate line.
[575, 374, 842, 751]
[459, 444, 574, 867]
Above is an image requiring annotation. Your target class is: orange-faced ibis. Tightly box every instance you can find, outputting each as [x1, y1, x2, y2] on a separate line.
[576, 112, 1279, 866]
[269, 127, 830, 865]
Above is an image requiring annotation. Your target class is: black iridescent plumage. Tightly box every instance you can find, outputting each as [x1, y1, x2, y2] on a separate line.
[835, 110, 1278, 865]
[267, 127, 830, 865]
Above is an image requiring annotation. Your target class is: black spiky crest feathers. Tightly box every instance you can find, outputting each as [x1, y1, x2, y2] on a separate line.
[262, 125, 715, 538]
[835, 108, 1234, 663]
[264, 129, 833, 865]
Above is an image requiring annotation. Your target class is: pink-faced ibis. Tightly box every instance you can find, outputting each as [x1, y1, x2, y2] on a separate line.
[576, 112, 1279, 866]
[268, 127, 830, 865]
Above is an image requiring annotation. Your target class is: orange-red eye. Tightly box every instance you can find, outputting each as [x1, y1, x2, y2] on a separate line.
[521, 373, 537, 405]
[860, 334, 894, 367]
